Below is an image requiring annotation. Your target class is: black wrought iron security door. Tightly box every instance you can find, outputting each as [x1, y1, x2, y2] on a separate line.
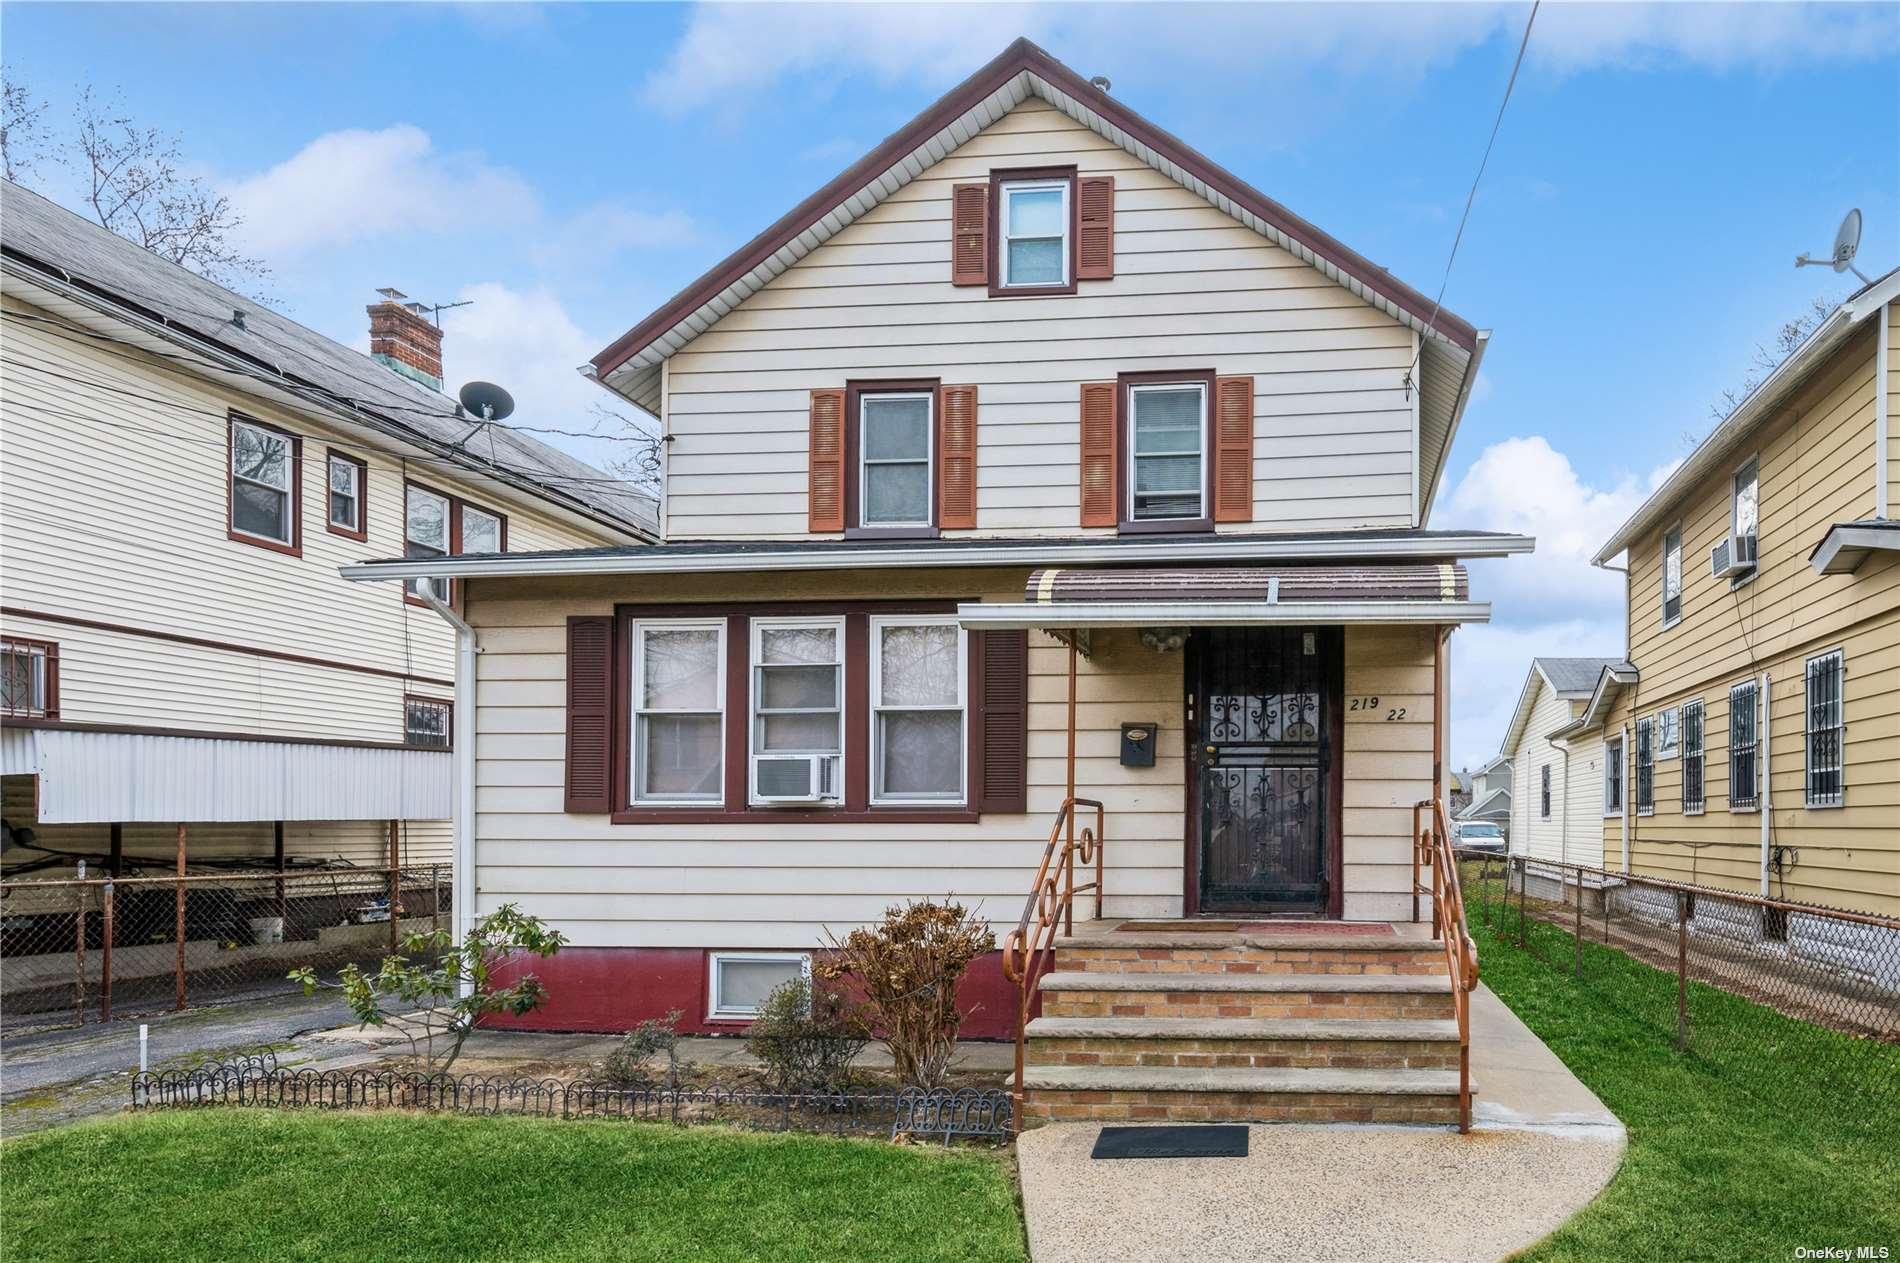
[1192, 628, 1336, 915]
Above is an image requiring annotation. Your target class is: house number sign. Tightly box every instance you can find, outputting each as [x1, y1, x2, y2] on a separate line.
[1348, 696, 1410, 721]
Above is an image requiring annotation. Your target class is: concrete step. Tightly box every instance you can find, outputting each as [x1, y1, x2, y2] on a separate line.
[1057, 932, 1448, 978]
[1037, 970, 1456, 1022]
[1017, 1064, 1467, 1127]
[1023, 1016, 1461, 1072]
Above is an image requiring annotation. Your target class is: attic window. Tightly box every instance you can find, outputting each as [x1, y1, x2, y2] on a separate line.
[1000, 180, 1069, 289]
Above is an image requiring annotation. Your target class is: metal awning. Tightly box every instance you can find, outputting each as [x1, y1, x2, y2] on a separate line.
[0, 726, 451, 824]
[956, 564, 1488, 630]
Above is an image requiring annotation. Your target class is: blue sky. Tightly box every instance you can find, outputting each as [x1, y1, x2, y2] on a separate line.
[5, 1, 1897, 766]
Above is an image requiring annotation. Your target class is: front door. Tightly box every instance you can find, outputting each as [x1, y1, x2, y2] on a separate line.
[1190, 627, 1339, 916]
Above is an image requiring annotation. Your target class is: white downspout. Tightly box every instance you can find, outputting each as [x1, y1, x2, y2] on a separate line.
[421, 589, 481, 957]
[1620, 724, 1631, 873]
[1759, 671, 1771, 897]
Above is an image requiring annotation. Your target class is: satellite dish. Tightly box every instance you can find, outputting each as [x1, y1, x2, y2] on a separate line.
[458, 381, 515, 422]
[1796, 209, 1870, 284]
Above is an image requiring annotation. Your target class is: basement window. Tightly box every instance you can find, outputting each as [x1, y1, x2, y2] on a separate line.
[404, 696, 452, 750]
[708, 952, 810, 1022]
[0, 638, 58, 718]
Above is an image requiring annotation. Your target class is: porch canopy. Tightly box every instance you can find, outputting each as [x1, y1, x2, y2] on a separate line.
[955, 563, 1488, 631]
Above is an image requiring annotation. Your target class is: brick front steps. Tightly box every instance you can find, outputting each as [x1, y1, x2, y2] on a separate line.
[1015, 921, 1465, 1127]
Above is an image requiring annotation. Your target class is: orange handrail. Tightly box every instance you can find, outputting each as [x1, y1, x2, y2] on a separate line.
[1413, 797, 1478, 1132]
[1001, 796, 1104, 1131]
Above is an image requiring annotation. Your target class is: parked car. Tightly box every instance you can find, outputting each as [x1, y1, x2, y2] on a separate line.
[1454, 821, 1507, 855]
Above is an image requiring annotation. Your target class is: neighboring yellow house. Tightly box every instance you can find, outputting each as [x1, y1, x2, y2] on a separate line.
[1, 181, 657, 881]
[1565, 268, 1899, 918]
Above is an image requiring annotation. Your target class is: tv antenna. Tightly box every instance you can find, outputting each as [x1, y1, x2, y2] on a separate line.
[1795, 208, 1870, 284]
[457, 381, 515, 422]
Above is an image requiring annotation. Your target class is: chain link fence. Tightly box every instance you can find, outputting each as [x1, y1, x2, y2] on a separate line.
[0, 865, 450, 1033]
[1461, 852, 1899, 1110]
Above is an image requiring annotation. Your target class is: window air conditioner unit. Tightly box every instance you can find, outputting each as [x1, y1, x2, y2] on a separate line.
[1710, 533, 1757, 579]
[755, 754, 839, 803]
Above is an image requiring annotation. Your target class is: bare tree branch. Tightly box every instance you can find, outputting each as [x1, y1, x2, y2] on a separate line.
[1707, 296, 1833, 426]
[1, 66, 51, 183]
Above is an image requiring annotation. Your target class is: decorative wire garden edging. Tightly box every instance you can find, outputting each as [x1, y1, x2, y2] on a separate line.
[131, 1053, 1013, 1144]
[1459, 851, 1899, 1111]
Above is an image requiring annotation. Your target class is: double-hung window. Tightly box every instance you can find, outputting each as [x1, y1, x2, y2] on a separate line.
[1539, 765, 1551, 818]
[1, 638, 57, 718]
[1603, 736, 1624, 815]
[1732, 459, 1759, 574]
[870, 617, 966, 803]
[462, 505, 504, 556]
[860, 392, 933, 528]
[999, 179, 1069, 289]
[750, 618, 844, 802]
[1729, 679, 1759, 809]
[632, 620, 726, 805]
[229, 417, 299, 551]
[405, 485, 451, 603]
[1681, 700, 1705, 815]
[1129, 381, 1208, 523]
[1805, 650, 1844, 808]
[1661, 526, 1682, 626]
[326, 451, 366, 539]
[1635, 717, 1655, 815]
[1657, 707, 1679, 759]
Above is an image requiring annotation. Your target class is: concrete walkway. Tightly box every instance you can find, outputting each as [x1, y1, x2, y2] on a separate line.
[1016, 982, 1624, 1263]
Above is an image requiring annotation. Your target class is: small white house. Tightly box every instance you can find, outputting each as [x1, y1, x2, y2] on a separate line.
[1455, 754, 1512, 839]
[1497, 658, 1630, 872]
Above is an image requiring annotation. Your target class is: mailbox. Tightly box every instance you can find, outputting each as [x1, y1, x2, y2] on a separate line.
[1119, 722, 1158, 768]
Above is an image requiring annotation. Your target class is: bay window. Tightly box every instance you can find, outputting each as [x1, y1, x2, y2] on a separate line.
[870, 617, 966, 803]
[229, 416, 299, 552]
[633, 620, 725, 805]
[751, 618, 844, 802]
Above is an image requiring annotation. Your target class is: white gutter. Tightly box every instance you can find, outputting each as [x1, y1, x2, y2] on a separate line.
[955, 600, 1491, 630]
[1759, 670, 1771, 897]
[341, 532, 1535, 583]
[420, 588, 480, 965]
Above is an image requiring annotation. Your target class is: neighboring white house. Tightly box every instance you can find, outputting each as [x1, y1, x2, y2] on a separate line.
[1497, 658, 1628, 869]
[1456, 753, 1512, 838]
[0, 181, 657, 883]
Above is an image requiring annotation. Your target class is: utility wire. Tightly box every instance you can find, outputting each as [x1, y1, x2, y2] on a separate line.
[1406, 0, 1540, 385]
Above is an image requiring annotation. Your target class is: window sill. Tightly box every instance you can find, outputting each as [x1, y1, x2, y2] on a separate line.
[228, 528, 301, 559]
[1802, 800, 1845, 810]
[844, 526, 940, 541]
[988, 281, 1077, 298]
[613, 806, 980, 826]
[1728, 806, 1760, 814]
[326, 520, 369, 544]
[1118, 516, 1214, 537]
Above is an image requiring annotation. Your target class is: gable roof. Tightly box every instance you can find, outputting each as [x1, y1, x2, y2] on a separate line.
[589, 38, 1484, 516]
[1499, 656, 1628, 756]
[1594, 265, 1900, 565]
[1457, 785, 1512, 819]
[1, 180, 658, 540]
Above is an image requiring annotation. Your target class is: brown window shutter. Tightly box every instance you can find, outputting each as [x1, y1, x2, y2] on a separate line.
[1079, 381, 1119, 528]
[1076, 176, 1115, 280]
[808, 388, 847, 532]
[975, 629, 1029, 814]
[1213, 375, 1254, 523]
[937, 384, 978, 530]
[951, 183, 989, 286]
[564, 615, 615, 814]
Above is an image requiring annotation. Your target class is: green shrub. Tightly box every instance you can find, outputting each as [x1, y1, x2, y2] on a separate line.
[602, 1009, 687, 1089]
[747, 975, 869, 1092]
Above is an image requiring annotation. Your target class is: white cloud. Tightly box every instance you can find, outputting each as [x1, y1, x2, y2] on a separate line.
[1441, 436, 1677, 770]
[224, 125, 539, 258]
[436, 283, 656, 476]
[644, 2, 1899, 116]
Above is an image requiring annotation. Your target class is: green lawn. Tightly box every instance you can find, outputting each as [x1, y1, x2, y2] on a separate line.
[1, 1110, 1028, 1263]
[1474, 911, 1900, 1262]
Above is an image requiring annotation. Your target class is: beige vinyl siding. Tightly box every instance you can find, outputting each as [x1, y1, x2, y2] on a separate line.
[1886, 299, 1899, 514]
[1, 293, 607, 751]
[662, 99, 1418, 540]
[1605, 316, 1900, 917]
[466, 571, 1439, 945]
[0, 776, 450, 867]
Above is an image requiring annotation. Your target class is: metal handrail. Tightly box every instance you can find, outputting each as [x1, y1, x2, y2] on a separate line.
[1414, 797, 1478, 1132]
[1000, 796, 1104, 1131]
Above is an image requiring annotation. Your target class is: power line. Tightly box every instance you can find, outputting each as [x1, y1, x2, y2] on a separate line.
[1406, 0, 1540, 386]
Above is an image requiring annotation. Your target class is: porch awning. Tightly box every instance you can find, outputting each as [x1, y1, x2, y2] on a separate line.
[956, 564, 1489, 630]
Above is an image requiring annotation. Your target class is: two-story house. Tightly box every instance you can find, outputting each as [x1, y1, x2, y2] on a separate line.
[1454, 753, 1512, 839]
[1492, 657, 1627, 895]
[1, 182, 656, 889]
[1565, 267, 1899, 919]
[344, 40, 1532, 1128]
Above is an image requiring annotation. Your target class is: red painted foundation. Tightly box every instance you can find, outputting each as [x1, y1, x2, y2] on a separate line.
[485, 946, 1021, 1040]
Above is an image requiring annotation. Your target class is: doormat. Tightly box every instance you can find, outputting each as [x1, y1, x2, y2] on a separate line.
[1237, 921, 1396, 936]
[1115, 921, 1242, 932]
[1092, 1125, 1249, 1160]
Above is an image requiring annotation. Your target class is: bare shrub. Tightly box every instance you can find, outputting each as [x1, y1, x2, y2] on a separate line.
[602, 1009, 687, 1090]
[818, 898, 995, 1090]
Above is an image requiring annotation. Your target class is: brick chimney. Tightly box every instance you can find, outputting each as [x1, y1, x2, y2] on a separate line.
[367, 288, 444, 390]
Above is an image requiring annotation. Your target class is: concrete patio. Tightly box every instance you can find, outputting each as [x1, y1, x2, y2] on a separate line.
[1015, 982, 1624, 1263]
